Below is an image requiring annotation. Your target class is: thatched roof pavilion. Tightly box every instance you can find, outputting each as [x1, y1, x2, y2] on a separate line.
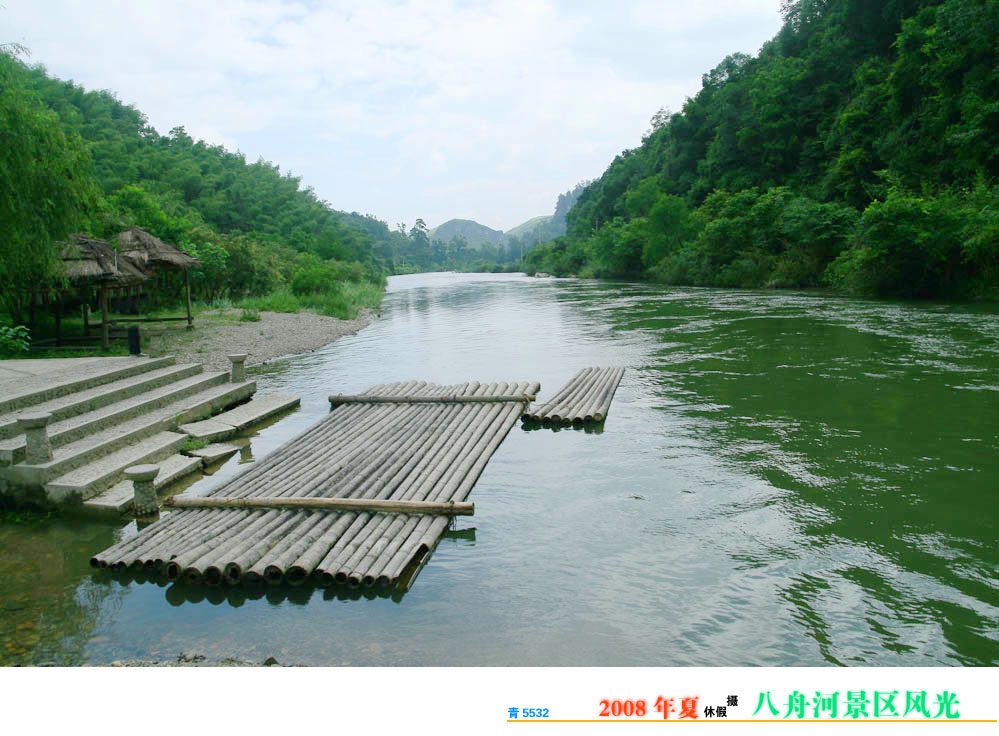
[113, 227, 200, 271]
[53, 234, 149, 349]
[60, 233, 149, 287]
[113, 227, 200, 332]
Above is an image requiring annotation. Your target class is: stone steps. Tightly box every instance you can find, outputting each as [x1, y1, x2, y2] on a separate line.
[3, 380, 256, 490]
[0, 354, 308, 513]
[0, 362, 202, 441]
[179, 392, 300, 441]
[0, 356, 176, 415]
[83, 453, 203, 514]
[46, 432, 189, 504]
[0, 369, 225, 465]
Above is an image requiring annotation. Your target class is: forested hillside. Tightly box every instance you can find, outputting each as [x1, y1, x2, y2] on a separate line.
[2, 49, 423, 326]
[525, 0, 999, 299]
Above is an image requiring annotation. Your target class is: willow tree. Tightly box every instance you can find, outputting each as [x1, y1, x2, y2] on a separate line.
[0, 50, 99, 323]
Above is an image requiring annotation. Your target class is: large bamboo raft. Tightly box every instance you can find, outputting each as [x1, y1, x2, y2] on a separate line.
[91, 379, 538, 590]
[522, 367, 624, 424]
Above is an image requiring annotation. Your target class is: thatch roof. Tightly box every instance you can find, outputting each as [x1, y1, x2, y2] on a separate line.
[60, 234, 149, 287]
[113, 227, 200, 270]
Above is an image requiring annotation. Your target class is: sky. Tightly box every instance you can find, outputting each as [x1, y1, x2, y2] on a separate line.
[4, 0, 784, 232]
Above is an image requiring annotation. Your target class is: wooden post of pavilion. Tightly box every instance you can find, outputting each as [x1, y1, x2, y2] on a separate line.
[54, 297, 63, 347]
[185, 269, 193, 329]
[100, 285, 109, 350]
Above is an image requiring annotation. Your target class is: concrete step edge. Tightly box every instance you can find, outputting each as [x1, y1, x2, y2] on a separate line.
[0, 363, 203, 440]
[0, 356, 177, 415]
[0, 381, 254, 486]
[0, 371, 228, 464]
[82, 454, 202, 514]
[46, 432, 188, 503]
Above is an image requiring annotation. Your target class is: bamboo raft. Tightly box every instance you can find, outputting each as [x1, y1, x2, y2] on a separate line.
[91, 379, 538, 590]
[522, 367, 624, 424]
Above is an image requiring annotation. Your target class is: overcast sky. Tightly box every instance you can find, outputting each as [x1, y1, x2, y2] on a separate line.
[5, 0, 784, 232]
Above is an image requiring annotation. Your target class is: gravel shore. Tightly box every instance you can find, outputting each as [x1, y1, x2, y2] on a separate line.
[143, 308, 372, 370]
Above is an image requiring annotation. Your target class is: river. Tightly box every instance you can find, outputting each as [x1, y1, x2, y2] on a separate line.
[1, 272, 997, 666]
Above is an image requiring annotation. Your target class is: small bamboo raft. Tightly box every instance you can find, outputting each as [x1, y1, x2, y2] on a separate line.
[91, 379, 538, 591]
[522, 367, 625, 424]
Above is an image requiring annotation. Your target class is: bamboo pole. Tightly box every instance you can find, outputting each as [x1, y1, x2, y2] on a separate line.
[108, 509, 228, 570]
[166, 496, 474, 515]
[224, 511, 310, 584]
[323, 382, 513, 584]
[592, 367, 625, 421]
[448, 398, 528, 504]
[92, 509, 195, 568]
[310, 383, 501, 585]
[283, 397, 479, 577]
[205, 380, 425, 498]
[204, 509, 298, 585]
[528, 367, 592, 420]
[276, 400, 466, 584]
[569, 367, 616, 423]
[170, 509, 269, 583]
[247, 512, 327, 585]
[147, 511, 250, 571]
[363, 382, 532, 584]
[218, 381, 438, 499]
[555, 367, 604, 423]
[228, 387, 451, 501]
[120, 509, 243, 569]
[200, 382, 458, 579]
[575, 367, 617, 422]
[329, 393, 535, 406]
[183, 510, 281, 585]
[549, 369, 605, 423]
[542, 368, 600, 422]
[306, 387, 484, 584]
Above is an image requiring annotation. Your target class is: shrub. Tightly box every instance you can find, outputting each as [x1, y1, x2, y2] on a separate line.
[0, 325, 30, 354]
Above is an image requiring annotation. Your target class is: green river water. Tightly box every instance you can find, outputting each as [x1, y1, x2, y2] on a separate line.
[1, 272, 997, 666]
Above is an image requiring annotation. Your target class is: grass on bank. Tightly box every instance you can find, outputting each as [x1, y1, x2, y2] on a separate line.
[235, 281, 383, 320]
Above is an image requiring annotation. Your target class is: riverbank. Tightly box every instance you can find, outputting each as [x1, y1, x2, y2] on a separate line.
[142, 308, 372, 370]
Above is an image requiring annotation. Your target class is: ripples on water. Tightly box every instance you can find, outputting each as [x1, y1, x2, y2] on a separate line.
[2, 273, 997, 666]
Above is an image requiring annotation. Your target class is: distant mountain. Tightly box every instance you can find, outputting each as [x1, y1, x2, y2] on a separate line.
[504, 183, 589, 248]
[505, 215, 552, 240]
[428, 219, 506, 250]
[429, 183, 589, 255]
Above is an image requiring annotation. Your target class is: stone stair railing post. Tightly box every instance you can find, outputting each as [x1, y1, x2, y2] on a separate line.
[17, 412, 53, 464]
[126, 464, 160, 517]
[228, 353, 248, 383]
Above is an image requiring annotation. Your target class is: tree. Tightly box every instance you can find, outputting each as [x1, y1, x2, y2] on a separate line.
[408, 218, 431, 269]
[0, 51, 100, 323]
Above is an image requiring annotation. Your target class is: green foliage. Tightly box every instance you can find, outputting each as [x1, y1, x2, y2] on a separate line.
[239, 308, 261, 322]
[0, 325, 30, 353]
[827, 184, 999, 298]
[181, 437, 209, 453]
[547, 0, 999, 299]
[0, 51, 101, 322]
[0, 508, 55, 525]
[237, 288, 300, 314]
[3, 56, 396, 310]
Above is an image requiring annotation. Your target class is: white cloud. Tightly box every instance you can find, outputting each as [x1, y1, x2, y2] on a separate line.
[4, 0, 784, 231]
